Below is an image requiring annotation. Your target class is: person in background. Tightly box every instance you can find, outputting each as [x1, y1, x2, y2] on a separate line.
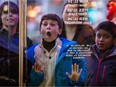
[60, 1, 95, 45]
[85, 21, 116, 86]
[27, 13, 87, 86]
[107, 0, 116, 45]
[107, 0, 116, 24]
[0, 1, 32, 86]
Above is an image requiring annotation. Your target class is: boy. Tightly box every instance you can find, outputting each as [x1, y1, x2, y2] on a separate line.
[27, 13, 87, 86]
[85, 21, 116, 86]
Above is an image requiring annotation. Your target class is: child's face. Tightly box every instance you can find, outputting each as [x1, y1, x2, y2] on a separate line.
[40, 19, 62, 42]
[95, 29, 114, 51]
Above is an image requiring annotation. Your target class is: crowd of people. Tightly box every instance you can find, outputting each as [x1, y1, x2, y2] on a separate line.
[0, 0, 116, 86]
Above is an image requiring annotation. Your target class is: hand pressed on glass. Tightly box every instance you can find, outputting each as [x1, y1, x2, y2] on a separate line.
[32, 63, 43, 74]
[66, 63, 82, 82]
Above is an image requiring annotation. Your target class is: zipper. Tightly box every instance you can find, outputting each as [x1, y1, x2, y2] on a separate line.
[95, 59, 102, 85]
[101, 65, 106, 82]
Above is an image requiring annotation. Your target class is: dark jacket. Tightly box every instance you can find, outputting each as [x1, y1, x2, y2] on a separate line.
[0, 29, 32, 86]
[85, 45, 116, 86]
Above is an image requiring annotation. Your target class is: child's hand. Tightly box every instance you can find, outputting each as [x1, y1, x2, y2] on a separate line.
[66, 63, 82, 82]
[32, 63, 43, 73]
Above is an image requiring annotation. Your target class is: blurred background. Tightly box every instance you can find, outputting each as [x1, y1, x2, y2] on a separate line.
[26, 0, 109, 43]
[0, 0, 109, 43]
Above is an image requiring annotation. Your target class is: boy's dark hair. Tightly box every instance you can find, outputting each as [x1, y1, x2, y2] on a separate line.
[40, 13, 63, 29]
[95, 21, 116, 37]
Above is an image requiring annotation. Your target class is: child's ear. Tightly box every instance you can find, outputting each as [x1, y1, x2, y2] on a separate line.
[113, 37, 116, 46]
[58, 28, 62, 35]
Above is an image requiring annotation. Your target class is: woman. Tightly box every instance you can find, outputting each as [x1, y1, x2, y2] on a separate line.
[0, 1, 32, 86]
[60, 1, 95, 45]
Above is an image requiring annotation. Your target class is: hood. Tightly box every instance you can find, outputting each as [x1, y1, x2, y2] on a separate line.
[90, 44, 116, 59]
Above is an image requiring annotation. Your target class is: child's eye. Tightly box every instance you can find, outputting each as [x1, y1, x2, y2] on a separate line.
[42, 23, 47, 26]
[96, 34, 101, 38]
[104, 35, 110, 39]
[3, 11, 8, 14]
[50, 23, 56, 26]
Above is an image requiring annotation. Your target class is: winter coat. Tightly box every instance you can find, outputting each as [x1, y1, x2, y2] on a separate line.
[85, 45, 116, 86]
[27, 38, 88, 86]
[0, 29, 32, 86]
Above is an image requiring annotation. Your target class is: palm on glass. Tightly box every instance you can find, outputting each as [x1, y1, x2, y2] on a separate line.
[66, 63, 82, 82]
[32, 63, 43, 74]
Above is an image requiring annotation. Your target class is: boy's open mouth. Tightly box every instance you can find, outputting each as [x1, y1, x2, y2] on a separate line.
[46, 31, 51, 37]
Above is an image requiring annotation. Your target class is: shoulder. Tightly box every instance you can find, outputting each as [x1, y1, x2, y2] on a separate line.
[109, 46, 116, 57]
[59, 38, 77, 53]
[26, 43, 40, 64]
[27, 43, 39, 54]
[60, 38, 77, 49]
[60, 38, 77, 45]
